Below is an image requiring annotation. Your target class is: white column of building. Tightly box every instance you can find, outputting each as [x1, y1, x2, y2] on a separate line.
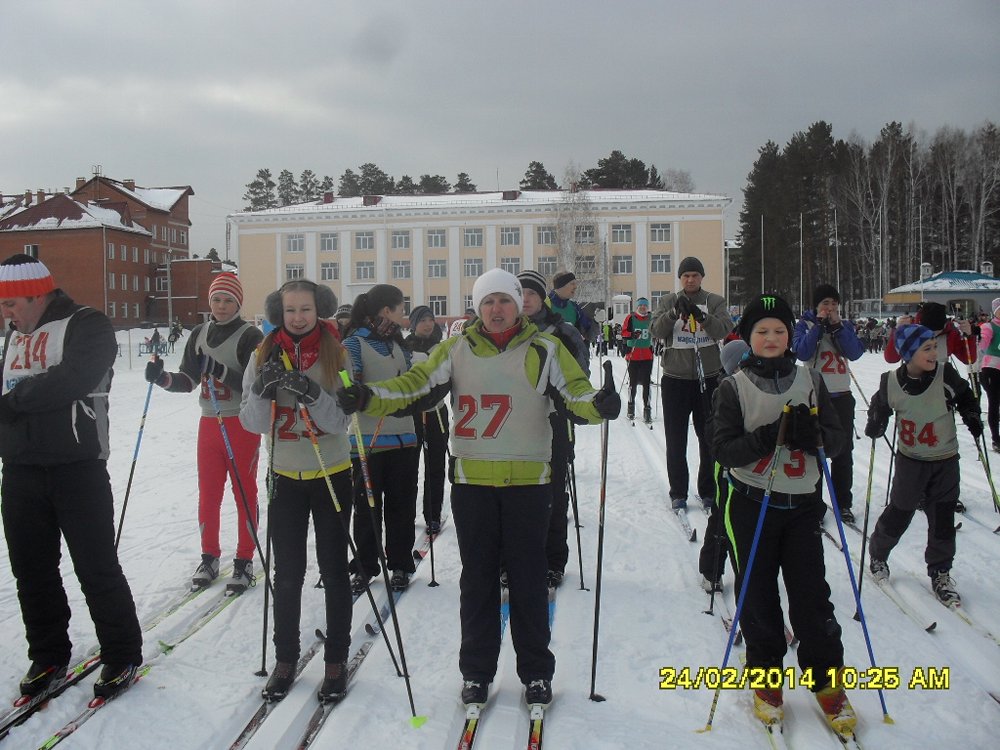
[413, 226, 425, 306]
[341, 230, 352, 302]
[375, 227, 388, 283]
[673, 221, 681, 293]
[523, 222, 534, 270]
[486, 225, 497, 270]
[449, 227, 461, 316]
[305, 231, 316, 283]
[274, 234, 283, 287]
[634, 219, 648, 300]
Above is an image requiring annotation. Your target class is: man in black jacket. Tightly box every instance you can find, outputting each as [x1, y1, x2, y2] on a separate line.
[0, 254, 142, 702]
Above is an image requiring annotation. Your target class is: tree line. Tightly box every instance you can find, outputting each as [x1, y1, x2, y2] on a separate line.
[736, 120, 1000, 311]
[241, 151, 696, 211]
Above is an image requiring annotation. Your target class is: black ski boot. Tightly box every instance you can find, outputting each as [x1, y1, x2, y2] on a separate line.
[93, 663, 139, 701]
[318, 661, 348, 703]
[262, 662, 295, 702]
[19, 662, 67, 697]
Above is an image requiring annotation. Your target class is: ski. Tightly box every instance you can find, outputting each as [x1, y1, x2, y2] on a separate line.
[295, 640, 374, 749]
[227, 631, 326, 750]
[526, 702, 545, 750]
[874, 579, 937, 633]
[0, 654, 101, 742]
[674, 508, 697, 542]
[35, 665, 151, 750]
[157, 586, 249, 654]
[820, 527, 843, 551]
[936, 595, 1000, 647]
[456, 704, 484, 750]
[141, 564, 234, 632]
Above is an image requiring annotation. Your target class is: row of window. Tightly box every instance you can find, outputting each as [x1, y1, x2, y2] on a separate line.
[288, 223, 672, 253]
[107, 302, 142, 319]
[108, 273, 154, 292]
[283, 254, 672, 283]
[107, 243, 173, 265]
[150, 226, 187, 246]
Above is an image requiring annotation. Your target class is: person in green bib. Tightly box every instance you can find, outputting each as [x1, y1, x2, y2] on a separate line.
[621, 297, 654, 423]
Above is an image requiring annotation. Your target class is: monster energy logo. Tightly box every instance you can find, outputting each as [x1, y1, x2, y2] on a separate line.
[761, 296, 776, 310]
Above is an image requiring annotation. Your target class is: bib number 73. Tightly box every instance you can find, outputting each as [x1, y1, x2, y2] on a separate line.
[454, 394, 513, 440]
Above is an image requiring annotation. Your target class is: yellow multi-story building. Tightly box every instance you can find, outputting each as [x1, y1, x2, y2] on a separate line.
[228, 188, 731, 324]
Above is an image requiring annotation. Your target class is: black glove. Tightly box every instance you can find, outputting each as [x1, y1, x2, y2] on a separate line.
[199, 353, 227, 382]
[251, 360, 285, 398]
[337, 383, 373, 415]
[593, 389, 621, 420]
[865, 393, 889, 439]
[279, 371, 322, 404]
[784, 403, 819, 453]
[674, 295, 692, 319]
[964, 414, 984, 439]
[690, 304, 707, 324]
[145, 357, 165, 384]
[752, 416, 782, 452]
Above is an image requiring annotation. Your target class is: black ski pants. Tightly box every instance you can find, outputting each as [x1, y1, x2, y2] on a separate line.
[661, 374, 719, 502]
[544, 414, 573, 575]
[452, 483, 554, 685]
[816, 393, 856, 511]
[627, 359, 653, 409]
[698, 464, 731, 582]
[270, 471, 354, 664]
[1, 460, 142, 667]
[981, 367, 1000, 443]
[726, 487, 844, 686]
[869, 453, 959, 576]
[350, 446, 419, 576]
[414, 405, 449, 527]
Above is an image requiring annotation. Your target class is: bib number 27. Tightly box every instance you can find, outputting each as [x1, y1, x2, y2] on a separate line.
[454, 394, 512, 439]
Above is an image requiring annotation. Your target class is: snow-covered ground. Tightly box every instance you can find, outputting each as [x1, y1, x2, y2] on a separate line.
[1, 332, 999, 749]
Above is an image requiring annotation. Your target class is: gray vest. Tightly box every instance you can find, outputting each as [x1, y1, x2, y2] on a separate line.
[807, 322, 851, 394]
[357, 338, 414, 437]
[270, 361, 351, 473]
[196, 321, 253, 418]
[887, 365, 958, 461]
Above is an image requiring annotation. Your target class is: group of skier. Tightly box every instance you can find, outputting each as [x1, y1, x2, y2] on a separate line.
[0, 249, 992, 743]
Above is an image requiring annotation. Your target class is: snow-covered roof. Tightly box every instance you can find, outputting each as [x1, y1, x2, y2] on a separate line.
[234, 188, 730, 219]
[0, 193, 151, 236]
[115, 184, 191, 212]
[889, 269, 1000, 293]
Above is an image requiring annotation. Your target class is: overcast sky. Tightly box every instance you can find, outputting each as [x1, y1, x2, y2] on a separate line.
[2, 0, 997, 257]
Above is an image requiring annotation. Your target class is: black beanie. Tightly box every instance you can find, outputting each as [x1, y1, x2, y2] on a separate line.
[677, 256, 705, 278]
[917, 302, 947, 332]
[812, 284, 840, 309]
[552, 271, 576, 290]
[738, 293, 796, 344]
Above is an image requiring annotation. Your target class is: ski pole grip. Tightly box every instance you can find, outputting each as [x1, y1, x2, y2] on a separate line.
[278, 350, 293, 371]
[810, 404, 823, 448]
[339, 369, 353, 388]
[601, 360, 613, 392]
[776, 403, 792, 447]
[689, 313, 697, 333]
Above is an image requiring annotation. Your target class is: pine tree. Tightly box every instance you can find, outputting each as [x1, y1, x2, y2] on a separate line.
[242, 168, 277, 211]
[520, 161, 558, 190]
[358, 163, 395, 195]
[320, 175, 335, 194]
[419, 174, 451, 194]
[454, 172, 477, 192]
[299, 169, 320, 202]
[583, 150, 649, 189]
[339, 169, 361, 197]
[396, 175, 417, 194]
[277, 169, 299, 206]
[647, 164, 665, 190]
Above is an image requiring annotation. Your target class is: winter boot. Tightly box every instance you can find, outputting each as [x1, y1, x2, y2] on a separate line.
[93, 663, 139, 701]
[869, 558, 889, 583]
[642, 405, 652, 424]
[262, 661, 295, 702]
[840, 507, 855, 525]
[626, 400, 635, 421]
[670, 495, 687, 511]
[462, 679, 490, 706]
[700, 576, 723, 594]
[227, 558, 255, 596]
[389, 570, 410, 591]
[499, 569, 509, 588]
[19, 662, 67, 698]
[815, 678, 857, 735]
[318, 661, 348, 703]
[992, 438, 1000, 453]
[752, 687, 783, 725]
[547, 569, 564, 588]
[191, 554, 220, 590]
[524, 679, 553, 707]
[350, 572, 374, 595]
[931, 570, 961, 607]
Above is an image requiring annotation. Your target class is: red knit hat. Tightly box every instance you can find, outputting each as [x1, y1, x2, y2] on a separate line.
[0, 254, 56, 298]
[209, 272, 243, 307]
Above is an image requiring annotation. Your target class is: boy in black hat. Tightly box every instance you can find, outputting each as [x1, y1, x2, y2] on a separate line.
[791, 284, 865, 524]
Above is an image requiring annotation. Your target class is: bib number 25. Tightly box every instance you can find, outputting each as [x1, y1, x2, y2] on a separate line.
[454, 394, 512, 440]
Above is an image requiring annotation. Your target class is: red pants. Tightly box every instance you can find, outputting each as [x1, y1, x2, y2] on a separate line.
[197, 415, 260, 561]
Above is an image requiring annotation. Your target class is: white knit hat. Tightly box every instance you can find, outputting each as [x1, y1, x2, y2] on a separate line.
[472, 268, 523, 314]
[992, 297, 1000, 317]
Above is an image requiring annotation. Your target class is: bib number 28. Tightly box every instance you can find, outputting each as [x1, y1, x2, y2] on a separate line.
[454, 394, 512, 440]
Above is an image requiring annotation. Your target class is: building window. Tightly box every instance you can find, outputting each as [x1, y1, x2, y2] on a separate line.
[500, 257, 520, 275]
[121, 304, 128, 320]
[578, 255, 597, 273]
[120, 245, 127, 261]
[132, 275, 139, 291]
[145, 278, 150, 292]
[651, 290, 667, 309]
[133, 303, 139, 318]
[403, 296, 411, 315]
[464, 258, 483, 277]
[575, 224, 595, 244]
[356, 261, 375, 280]
[144, 248, 150, 264]
[131, 247, 138, 262]
[536, 225, 556, 245]
[108, 273, 115, 290]
[108, 302, 116, 318]
[320, 262, 339, 281]
[287, 234, 305, 253]
[611, 224, 632, 243]
[612, 255, 633, 274]
[537, 256, 557, 277]
[650, 254, 671, 274]
[426, 229, 446, 248]
[428, 259, 447, 278]
[430, 296, 448, 317]
[179, 230, 187, 245]
[171, 228, 177, 243]
[464, 228, 483, 248]
[108, 242, 115, 260]
[391, 230, 410, 250]
[23, 244, 39, 257]
[285, 263, 304, 280]
[320, 233, 338, 252]
[650, 223, 671, 243]
[156, 277, 168, 292]
[463, 294, 473, 313]
[392, 260, 411, 279]
[152, 226, 157, 239]
[355, 231, 374, 250]
[121, 273, 127, 289]
[500, 227, 520, 246]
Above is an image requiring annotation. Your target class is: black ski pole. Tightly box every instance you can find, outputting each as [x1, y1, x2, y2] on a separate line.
[422, 411, 439, 588]
[566, 431, 588, 592]
[115, 360, 156, 549]
[589, 360, 614, 702]
[256, 400, 279, 677]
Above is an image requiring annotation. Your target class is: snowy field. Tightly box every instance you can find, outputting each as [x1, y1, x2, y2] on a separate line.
[1, 331, 999, 749]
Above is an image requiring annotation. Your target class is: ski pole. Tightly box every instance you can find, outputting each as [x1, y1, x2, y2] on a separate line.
[204, 371, 273, 597]
[689, 314, 707, 394]
[339, 369, 426, 727]
[816, 405, 893, 723]
[256, 399, 279, 677]
[566, 426, 588, 591]
[973, 436, 1000, 523]
[589, 360, 614, 702]
[965, 332, 981, 401]
[699, 405, 790, 733]
[115, 362, 155, 550]
[421, 411, 439, 588]
[853, 438, 877, 621]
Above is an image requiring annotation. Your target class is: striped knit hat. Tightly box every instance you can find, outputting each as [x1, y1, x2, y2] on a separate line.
[517, 269, 548, 299]
[895, 324, 935, 363]
[0, 254, 55, 298]
[208, 272, 243, 307]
